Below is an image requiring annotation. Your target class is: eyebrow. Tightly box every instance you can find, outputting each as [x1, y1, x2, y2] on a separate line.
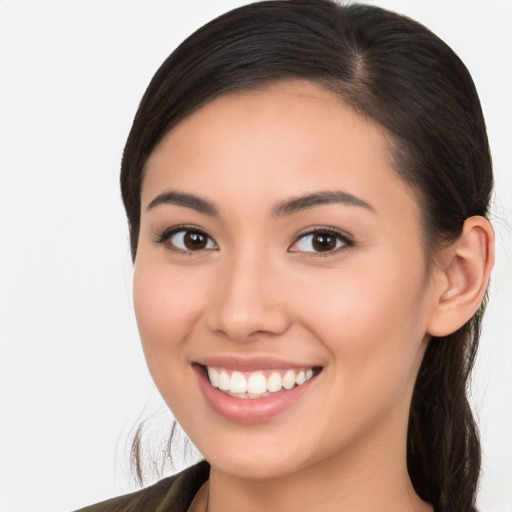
[146, 189, 375, 217]
[272, 191, 376, 217]
[147, 191, 219, 216]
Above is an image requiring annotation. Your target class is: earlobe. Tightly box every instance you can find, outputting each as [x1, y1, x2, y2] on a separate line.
[427, 216, 494, 337]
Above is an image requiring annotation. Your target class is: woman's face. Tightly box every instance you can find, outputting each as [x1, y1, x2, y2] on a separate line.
[134, 80, 438, 480]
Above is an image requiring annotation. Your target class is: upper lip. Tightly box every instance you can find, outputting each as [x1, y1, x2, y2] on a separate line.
[193, 355, 321, 372]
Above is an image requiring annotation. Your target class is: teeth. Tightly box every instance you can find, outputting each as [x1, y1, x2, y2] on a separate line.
[295, 370, 306, 386]
[247, 373, 267, 394]
[208, 367, 219, 388]
[267, 372, 282, 393]
[230, 371, 247, 393]
[206, 366, 317, 398]
[282, 370, 296, 390]
[218, 370, 230, 391]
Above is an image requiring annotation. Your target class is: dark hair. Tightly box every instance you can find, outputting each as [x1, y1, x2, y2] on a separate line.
[121, 1, 492, 510]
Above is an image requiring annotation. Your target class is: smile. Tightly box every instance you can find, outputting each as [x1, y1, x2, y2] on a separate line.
[206, 366, 316, 399]
[194, 360, 322, 423]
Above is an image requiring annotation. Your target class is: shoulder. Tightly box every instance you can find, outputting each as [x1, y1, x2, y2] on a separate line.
[74, 461, 210, 512]
[73, 477, 177, 512]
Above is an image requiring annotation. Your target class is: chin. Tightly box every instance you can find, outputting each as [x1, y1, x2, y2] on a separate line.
[207, 452, 303, 481]
[191, 425, 320, 481]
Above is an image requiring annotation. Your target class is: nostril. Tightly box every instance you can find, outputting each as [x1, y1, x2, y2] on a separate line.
[206, 303, 292, 343]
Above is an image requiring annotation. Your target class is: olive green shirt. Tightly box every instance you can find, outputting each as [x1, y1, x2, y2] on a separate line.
[75, 461, 210, 512]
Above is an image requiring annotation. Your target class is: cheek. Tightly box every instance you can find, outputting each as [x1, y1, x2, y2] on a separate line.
[296, 270, 429, 444]
[132, 259, 206, 380]
[298, 259, 429, 384]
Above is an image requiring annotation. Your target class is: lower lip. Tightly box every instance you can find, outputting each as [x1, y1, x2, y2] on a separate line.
[194, 365, 318, 424]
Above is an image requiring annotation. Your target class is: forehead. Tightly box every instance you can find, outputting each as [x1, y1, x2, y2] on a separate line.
[142, 79, 418, 223]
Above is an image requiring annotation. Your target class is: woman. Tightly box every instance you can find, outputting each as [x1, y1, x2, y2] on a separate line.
[77, 1, 494, 510]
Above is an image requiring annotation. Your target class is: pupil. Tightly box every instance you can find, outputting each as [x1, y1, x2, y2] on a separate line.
[184, 231, 207, 250]
[312, 234, 336, 252]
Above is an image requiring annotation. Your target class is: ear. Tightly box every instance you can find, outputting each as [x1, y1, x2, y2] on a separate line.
[427, 216, 495, 337]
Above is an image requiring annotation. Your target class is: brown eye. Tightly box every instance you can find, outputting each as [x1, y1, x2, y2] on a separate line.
[164, 229, 217, 252]
[289, 229, 352, 255]
[184, 231, 208, 250]
[311, 233, 337, 252]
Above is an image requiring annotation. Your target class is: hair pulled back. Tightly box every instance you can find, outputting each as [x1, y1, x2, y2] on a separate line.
[121, 2, 492, 510]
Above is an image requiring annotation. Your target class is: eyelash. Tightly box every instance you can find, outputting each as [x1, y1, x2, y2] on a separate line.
[154, 225, 218, 254]
[288, 226, 354, 257]
[154, 225, 354, 256]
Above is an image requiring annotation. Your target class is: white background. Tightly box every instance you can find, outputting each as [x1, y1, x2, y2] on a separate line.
[0, 1, 510, 511]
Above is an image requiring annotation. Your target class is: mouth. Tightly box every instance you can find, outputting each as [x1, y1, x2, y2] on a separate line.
[193, 356, 323, 423]
[202, 365, 322, 399]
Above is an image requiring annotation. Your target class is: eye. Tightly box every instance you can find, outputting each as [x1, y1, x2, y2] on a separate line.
[156, 227, 217, 253]
[289, 228, 353, 255]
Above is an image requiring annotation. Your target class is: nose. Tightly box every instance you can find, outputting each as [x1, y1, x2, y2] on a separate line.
[206, 249, 292, 343]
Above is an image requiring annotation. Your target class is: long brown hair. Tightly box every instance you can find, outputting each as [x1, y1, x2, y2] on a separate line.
[121, 2, 492, 510]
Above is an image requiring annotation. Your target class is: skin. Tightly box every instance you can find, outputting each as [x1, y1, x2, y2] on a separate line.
[133, 79, 481, 511]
